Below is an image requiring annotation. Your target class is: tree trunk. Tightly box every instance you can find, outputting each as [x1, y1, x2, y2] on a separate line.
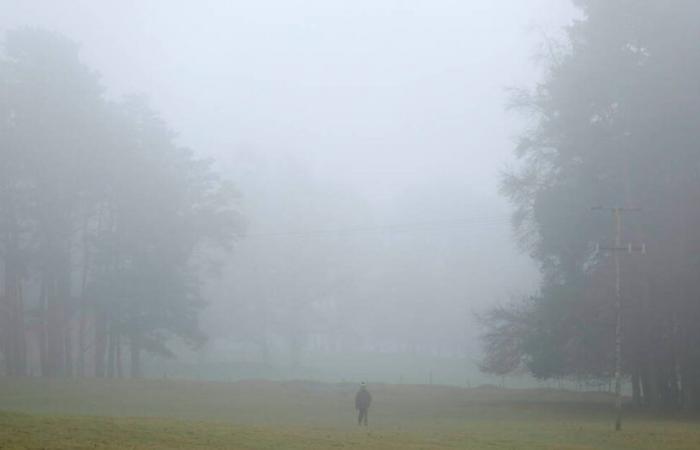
[77, 311, 86, 377]
[64, 324, 73, 378]
[94, 311, 107, 377]
[45, 274, 66, 377]
[632, 371, 642, 406]
[130, 333, 141, 379]
[38, 282, 48, 377]
[107, 324, 116, 378]
[46, 239, 71, 377]
[1, 232, 27, 376]
[77, 212, 91, 378]
[116, 334, 123, 379]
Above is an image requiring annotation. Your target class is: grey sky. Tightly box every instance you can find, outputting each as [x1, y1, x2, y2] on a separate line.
[2, 0, 577, 203]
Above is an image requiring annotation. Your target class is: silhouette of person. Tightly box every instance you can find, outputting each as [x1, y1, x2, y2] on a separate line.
[355, 381, 372, 426]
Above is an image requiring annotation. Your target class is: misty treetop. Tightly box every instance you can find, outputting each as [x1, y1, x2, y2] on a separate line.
[481, 1, 700, 410]
[0, 29, 243, 378]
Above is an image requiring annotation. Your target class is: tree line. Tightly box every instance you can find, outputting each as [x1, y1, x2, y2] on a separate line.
[0, 29, 242, 378]
[480, 0, 700, 411]
[205, 160, 498, 367]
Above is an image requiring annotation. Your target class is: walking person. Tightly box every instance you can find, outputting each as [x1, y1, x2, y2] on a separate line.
[355, 381, 372, 426]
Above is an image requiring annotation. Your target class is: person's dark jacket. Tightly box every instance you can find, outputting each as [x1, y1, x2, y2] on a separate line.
[355, 388, 372, 410]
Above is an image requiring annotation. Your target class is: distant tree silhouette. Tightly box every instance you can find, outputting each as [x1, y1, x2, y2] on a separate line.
[0, 28, 243, 378]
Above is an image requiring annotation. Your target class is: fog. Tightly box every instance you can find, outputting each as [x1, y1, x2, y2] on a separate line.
[0, 1, 578, 384]
[9, 2, 700, 444]
[2, 0, 575, 196]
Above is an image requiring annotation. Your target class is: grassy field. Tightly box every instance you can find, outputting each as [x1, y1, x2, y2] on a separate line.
[0, 378, 699, 449]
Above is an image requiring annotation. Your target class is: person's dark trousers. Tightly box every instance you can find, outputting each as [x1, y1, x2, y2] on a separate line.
[358, 408, 368, 426]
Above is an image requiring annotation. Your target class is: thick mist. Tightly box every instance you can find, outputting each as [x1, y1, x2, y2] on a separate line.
[1, 1, 577, 384]
[7, 2, 700, 446]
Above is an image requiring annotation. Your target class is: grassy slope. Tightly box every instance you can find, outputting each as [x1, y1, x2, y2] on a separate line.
[0, 378, 698, 449]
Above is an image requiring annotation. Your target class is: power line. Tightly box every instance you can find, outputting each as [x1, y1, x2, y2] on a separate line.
[242, 216, 512, 240]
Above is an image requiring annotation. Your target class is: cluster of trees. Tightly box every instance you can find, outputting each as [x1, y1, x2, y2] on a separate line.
[203, 151, 522, 368]
[481, 0, 700, 410]
[0, 29, 242, 378]
[203, 154, 372, 367]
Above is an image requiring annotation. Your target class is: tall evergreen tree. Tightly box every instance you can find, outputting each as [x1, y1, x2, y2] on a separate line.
[481, 0, 700, 410]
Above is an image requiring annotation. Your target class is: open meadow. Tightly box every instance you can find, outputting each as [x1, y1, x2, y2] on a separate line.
[0, 378, 699, 449]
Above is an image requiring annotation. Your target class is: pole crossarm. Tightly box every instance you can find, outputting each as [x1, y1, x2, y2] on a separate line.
[591, 206, 642, 212]
[596, 243, 646, 254]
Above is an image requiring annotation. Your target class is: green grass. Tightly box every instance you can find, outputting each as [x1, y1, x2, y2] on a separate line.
[0, 378, 699, 449]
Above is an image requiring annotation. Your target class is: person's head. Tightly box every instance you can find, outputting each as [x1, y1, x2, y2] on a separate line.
[360, 381, 367, 390]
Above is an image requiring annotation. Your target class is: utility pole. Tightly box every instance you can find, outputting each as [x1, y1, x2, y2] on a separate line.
[592, 206, 645, 431]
